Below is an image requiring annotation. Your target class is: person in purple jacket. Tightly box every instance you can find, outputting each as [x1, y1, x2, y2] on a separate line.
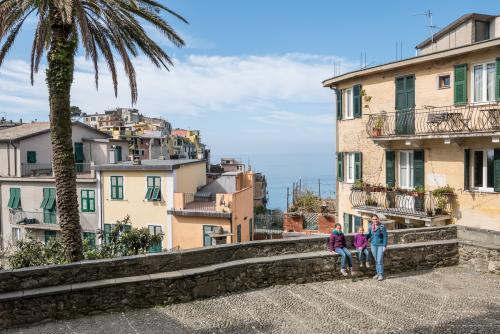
[353, 227, 371, 268]
[329, 223, 354, 276]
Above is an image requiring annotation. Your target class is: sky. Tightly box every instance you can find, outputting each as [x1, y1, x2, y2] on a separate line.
[0, 0, 498, 158]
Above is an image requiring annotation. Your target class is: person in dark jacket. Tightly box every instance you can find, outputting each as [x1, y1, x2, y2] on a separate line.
[329, 223, 354, 276]
[365, 214, 388, 281]
[353, 227, 370, 268]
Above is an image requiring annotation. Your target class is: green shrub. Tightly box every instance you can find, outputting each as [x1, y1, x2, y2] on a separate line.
[8, 237, 67, 269]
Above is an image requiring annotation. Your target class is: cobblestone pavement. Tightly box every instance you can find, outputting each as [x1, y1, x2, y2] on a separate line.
[5, 267, 500, 334]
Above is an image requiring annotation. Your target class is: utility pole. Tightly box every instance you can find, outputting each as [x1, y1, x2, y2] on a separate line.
[318, 179, 321, 199]
[292, 182, 295, 205]
[286, 187, 290, 211]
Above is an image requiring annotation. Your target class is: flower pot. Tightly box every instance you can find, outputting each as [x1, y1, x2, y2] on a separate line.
[372, 128, 382, 137]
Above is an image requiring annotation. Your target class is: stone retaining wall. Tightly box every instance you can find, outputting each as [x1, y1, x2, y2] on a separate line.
[0, 225, 456, 294]
[459, 242, 500, 275]
[0, 240, 459, 329]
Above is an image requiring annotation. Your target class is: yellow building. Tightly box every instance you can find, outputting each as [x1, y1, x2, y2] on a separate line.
[323, 13, 500, 232]
[95, 160, 254, 251]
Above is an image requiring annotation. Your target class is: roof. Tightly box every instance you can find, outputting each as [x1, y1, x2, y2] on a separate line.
[322, 37, 500, 87]
[0, 121, 110, 142]
[416, 13, 497, 49]
[93, 159, 204, 171]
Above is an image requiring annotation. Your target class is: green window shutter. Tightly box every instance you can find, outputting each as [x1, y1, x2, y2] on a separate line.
[395, 77, 406, 110]
[148, 225, 162, 253]
[145, 187, 153, 200]
[353, 84, 362, 118]
[111, 176, 123, 199]
[454, 64, 468, 105]
[104, 224, 111, 243]
[386, 151, 396, 187]
[464, 149, 470, 190]
[89, 190, 95, 212]
[27, 151, 37, 163]
[497, 58, 500, 101]
[336, 89, 343, 120]
[354, 152, 362, 181]
[237, 224, 241, 242]
[494, 149, 500, 192]
[81, 190, 95, 212]
[74, 142, 84, 162]
[337, 152, 344, 182]
[81, 190, 88, 212]
[83, 232, 96, 248]
[354, 216, 362, 232]
[115, 146, 122, 162]
[46, 188, 56, 210]
[44, 231, 56, 244]
[8, 188, 20, 209]
[413, 150, 425, 188]
[152, 187, 161, 201]
[343, 213, 350, 233]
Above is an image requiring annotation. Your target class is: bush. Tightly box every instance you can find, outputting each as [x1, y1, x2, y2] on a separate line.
[8, 237, 67, 269]
[7, 216, 164, 268]
[289, 190, 335, 214]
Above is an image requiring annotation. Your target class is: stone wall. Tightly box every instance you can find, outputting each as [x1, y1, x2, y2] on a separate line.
[0, 226, 456, 294]
[459, 242, 500, 275]
[0, 240, 459, 329]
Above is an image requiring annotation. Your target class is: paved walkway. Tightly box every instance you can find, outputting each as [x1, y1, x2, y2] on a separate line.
[5, 267, 500, 334]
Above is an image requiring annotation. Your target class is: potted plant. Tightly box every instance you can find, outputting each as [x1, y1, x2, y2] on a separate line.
[432, 185, 455, 215]
[413, 185, 425, 212]
[365, 197, 378, 206]
[351, 179, 365, 191]
[372, 115, 384, 137]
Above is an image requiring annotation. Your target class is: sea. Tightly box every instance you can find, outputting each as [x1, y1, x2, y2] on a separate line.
[212, 153, 336, 211]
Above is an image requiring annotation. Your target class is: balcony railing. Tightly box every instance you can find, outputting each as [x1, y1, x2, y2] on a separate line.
[10, 210, 97, 230]
[366, 102, 500, 139]
[349, 190, 453, 218]
[20, 162, 93, 177]
[182, 193, 216, 211]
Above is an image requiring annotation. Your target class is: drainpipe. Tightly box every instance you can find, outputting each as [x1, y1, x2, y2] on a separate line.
[6, 142, 10, 176]
[10, 140, 18, 177]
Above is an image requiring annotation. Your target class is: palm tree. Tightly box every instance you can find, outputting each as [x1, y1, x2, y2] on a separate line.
[0, 0, 186, 262]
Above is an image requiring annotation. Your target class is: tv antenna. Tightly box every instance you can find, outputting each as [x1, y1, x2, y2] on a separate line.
[414, 10, 440, 50]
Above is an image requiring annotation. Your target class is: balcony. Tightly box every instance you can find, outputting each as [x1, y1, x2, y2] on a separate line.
[350, 189, 453, 224]
[9, 210, 97, 231]
[366, 102, 500, 141]
[20, 162, 94, 178]
[169, 192, 232, 218]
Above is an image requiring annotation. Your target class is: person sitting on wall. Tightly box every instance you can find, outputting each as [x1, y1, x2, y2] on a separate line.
[366, 214, 387, 281]
[353, 226, 371, 268]
[328, 223, 354, 276]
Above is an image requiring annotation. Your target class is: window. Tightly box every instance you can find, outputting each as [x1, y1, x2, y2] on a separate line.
[343, 214, 362, 234]
[346, 153, 355, 183]
[27, 151, 37, 164]
[472, 62, 496, 102]
[7, 188, 21, 209]
[249, 218, 253, 241]
[345, 88, 353, 119]
[115, 146, 122, 162]
[399, 151, 414, 189]
[474, 20, 490, 42]
[41, 188, 56, 224]
[237, 224, 241, 242]
[471, 149, 494, 191]
[74, 142, 84, 162]
[203, 225, 217, 246]
[438, 75, 450, 89]
[148, 225, 162, 253]
[81, 189, 95, 212]
[83, 232, 96, 248]
[110, 176, 123, 199]
[12, 227, 21, 243]
[145, 176, 161, 201]
[44, 230, 57, 244]
[133, 149, 145, 156]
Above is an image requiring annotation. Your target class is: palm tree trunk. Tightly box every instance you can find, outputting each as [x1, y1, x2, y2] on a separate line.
[46, 8, 82, 262]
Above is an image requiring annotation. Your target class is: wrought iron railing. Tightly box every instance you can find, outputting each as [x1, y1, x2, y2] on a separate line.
[366, 102, 500, 138]
[20, 162, 92, 177]
[182, 193, 216, 211]
[349, 190, 453, 217]
[10, 210, 97, 228]
[254, 214, 284, 231]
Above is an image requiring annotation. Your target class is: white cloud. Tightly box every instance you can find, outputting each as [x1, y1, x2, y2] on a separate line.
[0, 53, 353, 153]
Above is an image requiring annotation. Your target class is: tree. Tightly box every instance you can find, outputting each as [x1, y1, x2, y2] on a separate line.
[0, 1, 186, 262]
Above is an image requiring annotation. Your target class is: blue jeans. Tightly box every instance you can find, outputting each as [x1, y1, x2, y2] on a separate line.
[371, 245, 385, 276]
[357, 248, 371, 263]
[334, 247, 353, 269]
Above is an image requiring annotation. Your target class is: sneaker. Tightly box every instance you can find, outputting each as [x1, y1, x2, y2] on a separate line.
[373, 274, 380, 280]
[359, 262, 364, 268]
[377, 275, 384, 281]
[340, 269, 348, 276]
[365, 262, 370, 268]
[350, 268, 355, 275]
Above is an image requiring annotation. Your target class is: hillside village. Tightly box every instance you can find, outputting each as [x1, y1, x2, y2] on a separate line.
[0, 109, 268, 251]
